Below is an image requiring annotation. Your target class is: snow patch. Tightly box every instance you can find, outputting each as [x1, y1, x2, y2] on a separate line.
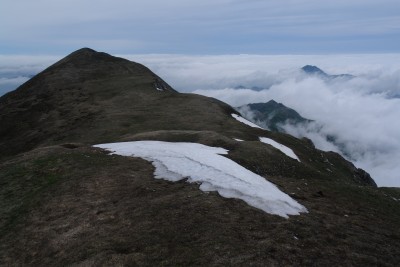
[232, 114, 263, 129]
[259, 137, 300, 162]
[94, 141, 307, 218]
[234, 138, 244, 142]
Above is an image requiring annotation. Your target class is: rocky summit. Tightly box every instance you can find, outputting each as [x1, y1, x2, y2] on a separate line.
[0, 48, 399, 266]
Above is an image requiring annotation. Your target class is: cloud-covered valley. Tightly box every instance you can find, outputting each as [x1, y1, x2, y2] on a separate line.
[0, 55, 58, 95]
[129, 54, 400, 187]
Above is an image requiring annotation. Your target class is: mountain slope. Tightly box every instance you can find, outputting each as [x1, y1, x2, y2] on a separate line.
[237, 100, 311, 132]
[1, 144, 399, 266]
[0, 48, 242, 158]
[0, 48, 399, 266]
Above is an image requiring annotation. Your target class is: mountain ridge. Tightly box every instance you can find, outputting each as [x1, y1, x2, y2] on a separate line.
[237, 100, 312, 132]
[0, 48, 399, 266]
[0, 48, 238, 158]
[302, 65, 354, 80]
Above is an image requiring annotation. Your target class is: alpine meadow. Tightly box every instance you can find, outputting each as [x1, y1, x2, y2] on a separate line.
[1, 0, 400, 266]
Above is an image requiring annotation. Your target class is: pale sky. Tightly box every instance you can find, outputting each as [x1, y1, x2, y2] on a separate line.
[1, 0, 400, 55]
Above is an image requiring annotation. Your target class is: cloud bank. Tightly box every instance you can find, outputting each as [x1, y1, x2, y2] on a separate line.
[0, 55, 58, 95]
[128, 54, 400, 187]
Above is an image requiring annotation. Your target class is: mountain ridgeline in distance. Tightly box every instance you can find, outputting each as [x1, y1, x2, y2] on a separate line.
[231, 65, 354, 90]
[301, 65, 355, 80]
[236, 100, 312, 132]
[1, 48, 399, 266]
[236, 100, 371, 175]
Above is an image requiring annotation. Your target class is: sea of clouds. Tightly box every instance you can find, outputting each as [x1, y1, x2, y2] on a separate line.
[0, 55, 58, 96]
[127, 54, 400, 187]
[2, 53, 400, 187]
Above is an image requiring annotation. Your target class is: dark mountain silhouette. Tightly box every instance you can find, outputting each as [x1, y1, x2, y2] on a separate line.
[302, 65, 354, 80]
[0, 48, 399, 266]
[0, 48, 239, 158]
[234, 85, 264, 91]
[237, 100, 312, 132]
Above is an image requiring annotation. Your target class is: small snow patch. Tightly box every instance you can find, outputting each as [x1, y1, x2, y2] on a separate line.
[232, 114, 263, 129]
[156, 87, 164, 91]
[94, 141, 307, 218]
[234, 138, 244, 142]
[259, 137, 300, 162]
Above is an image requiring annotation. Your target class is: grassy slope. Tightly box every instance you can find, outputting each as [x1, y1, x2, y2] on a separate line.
[0, 145, 399, 266]
[239, 101, 310, 132]
[0, 48, 399, 265]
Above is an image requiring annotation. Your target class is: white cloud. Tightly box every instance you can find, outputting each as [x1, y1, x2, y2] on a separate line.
[0, 55, 59, 73]
[0, 76, 30, 95]
[194, 85, 400, 187]
[126, 54, 400, 92]
[0, 55, 59, 96]
[126, 53, 400, 187]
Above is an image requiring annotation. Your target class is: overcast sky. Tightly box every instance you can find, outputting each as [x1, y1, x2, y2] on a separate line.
[1, 0, 400, 55]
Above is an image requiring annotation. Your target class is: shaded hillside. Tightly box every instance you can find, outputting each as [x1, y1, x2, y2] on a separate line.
[0, 48, 398, 266]
[0, 48, 241, 158]
[237, 100, 311, 132]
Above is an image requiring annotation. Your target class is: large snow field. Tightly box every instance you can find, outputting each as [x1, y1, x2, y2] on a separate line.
[94, 141, 307, 218]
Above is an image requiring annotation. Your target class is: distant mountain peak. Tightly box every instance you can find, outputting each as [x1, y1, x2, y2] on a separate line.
[234, 85, 264, 91]
[26, 47, 177, 94]
[301, 65, 327, 75]
[53, 47, 125, 68]
[71, 47, 97, 54]
[78, 47, 96, 52]
[62, 48, 101, 61]
[0, 48, 178, 156]
[61, 47, 104, 61]
[266, 99, 279, 105]
[236, 100, 311, 132]
[301, 65, 354, 80]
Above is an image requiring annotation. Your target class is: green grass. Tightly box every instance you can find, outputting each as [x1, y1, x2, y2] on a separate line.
[0, 156, 63, 235]
[0, 145, 399, 266]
